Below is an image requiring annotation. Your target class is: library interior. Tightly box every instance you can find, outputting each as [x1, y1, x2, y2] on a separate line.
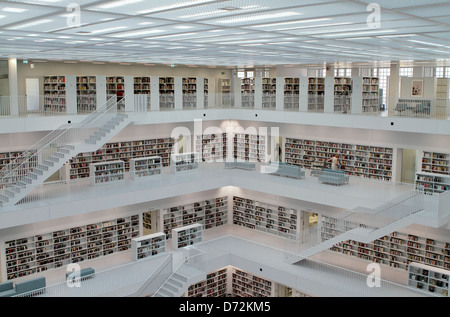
[0, 0, 449, 298]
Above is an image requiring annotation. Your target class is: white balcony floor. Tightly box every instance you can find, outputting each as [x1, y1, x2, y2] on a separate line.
[1, 162, 414, 223]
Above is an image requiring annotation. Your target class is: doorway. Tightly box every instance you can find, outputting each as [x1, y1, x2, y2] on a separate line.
[401, 149, 417, 184]
[25, 78, 40, 111]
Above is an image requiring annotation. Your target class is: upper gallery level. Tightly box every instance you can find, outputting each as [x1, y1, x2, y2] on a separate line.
[0, 59, 449, 135]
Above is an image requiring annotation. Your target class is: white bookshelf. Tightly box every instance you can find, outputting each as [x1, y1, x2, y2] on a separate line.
[182, 77, 197, 108]
[173, 152, 199, 173]
[321, 215, 450, 272]
[262, 78, 276, 109]
[172, 223, 203, 250]
[232, 196, 299, 240]
[90, 160, 125, 185]
[307, 77, 325, 112]
[284, 137, 393, 181]
[76, 76, 97, 113]
[415, 171, 450, 194]
[422, 151, 450, 175]
[362, 77, 379, 113]
[334, 77, 352, 113]
[283, 77, 300, 111]
[68, 137, 174, 180]
[133, 77, 151, 111]
[106, 76, 125, 105]
[3, 215, 139, 280]
[130, 156, 162, 180]
[241, 77, 255, 108]
[186, 267, 228, 297]
[162, 196, 228, 239]
[408, 262, 449, 297]
[43, 75, 67, 112]
[234, 133, 266, 162]
[195, 133, 227, 162]
[218, 78, 232, 107]
[204, 78, 209, 108]
[131, 232, 166, 261]
[232, 268, 274, 297]
[159, 77, 175, 109]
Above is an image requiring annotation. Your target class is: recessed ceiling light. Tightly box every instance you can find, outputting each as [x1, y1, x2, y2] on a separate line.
[215, 11, 301, 24]
[8, 19, 53, 30]
[174, 25, 194, 29]
[137, 0, 216, 14]
[98, 0, 143, 9]
[111, 29, 165, 38]
[2, 7, 27, 13]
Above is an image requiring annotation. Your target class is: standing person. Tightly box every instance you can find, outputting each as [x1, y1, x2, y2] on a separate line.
[329, 155, 339, 170]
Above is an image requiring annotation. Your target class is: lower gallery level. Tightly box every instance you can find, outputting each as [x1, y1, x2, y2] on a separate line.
[0, 185, 449, 297]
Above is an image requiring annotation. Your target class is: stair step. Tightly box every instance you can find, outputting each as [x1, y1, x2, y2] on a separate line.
[64, 145, 75, 150]
[99, 128, 111, 134]
[165, 281, 181, 293]
[48, 156, 60, 163]
[43, 160, 54, 167]
[85, 139, 97, 145]
[38, 164, 49, 171]
[158, 288, 175, 297]
[93, 131, 106, 137]
[22, 177, 33, 184]
[0, 195, 9, 203]
[89, 135, 102, 141]
[53, 152, 65, 158]
[4, 190, 15, 198]
[58, 148, 71, 154]
[9, 187, 21, 193]
[29, 173, 39, 180]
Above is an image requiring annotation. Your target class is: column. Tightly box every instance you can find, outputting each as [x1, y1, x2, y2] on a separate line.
[124, 76, 134, 112]
[96, 75, 107, 109]
[196, 77, 204, 109]
[174, 77, 183, 110]
[388, 62, 400, 113]
[65, 75, 77, 114]
[254, 77, 262, 110]
[351, 76, 363, 114]
[324, 77, 334, 113]
[8, 58, 18, 116]
[276, 77, 284, 111]
[150, 76, 160, 111]
[299, 77, 308, 112]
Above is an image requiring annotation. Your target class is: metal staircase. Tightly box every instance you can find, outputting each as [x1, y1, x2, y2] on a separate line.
[153, 263, 206, 297]
[286, 189, 426, 264]
[0, 97, 132, 207]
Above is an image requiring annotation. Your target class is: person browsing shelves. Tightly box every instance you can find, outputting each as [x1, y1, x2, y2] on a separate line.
[329, 155, 340, 170]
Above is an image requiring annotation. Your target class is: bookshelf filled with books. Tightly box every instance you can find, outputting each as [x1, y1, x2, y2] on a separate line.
[321, 215, 450, 272]
[308, 77, 325, 112]
[159, 77, 175, 109]
[408, 262, 449, 297]
[334, 77, 352, 113]
[284, 78, 300, 111]
[162, 196, 228, 239]
[183, 77, 197, 109]
[106, 76, 124, 104]
[43, 75, 67, 113]
[172, 223, 203, 249]
[133, 77, 151, 110]
[362, 77, 380, 113]
[131, 232, 166, 260]
[232, 196, 299, 240]
[90, 160, 125, 185]
[234, 133, 266, 162]
[218, 78, 232, 107]
[262, 78, 276, 110]
[0, 150, 38, 189]
[173, 152, 199, 173]
[415, 171, 450, 194]
[195, 133, 228, 162]
[67, 137, 174, 180]
[76, 76, 97, 113]
[232, 268, 274, 297]
[186, 268, 228, 297]
[241, 78, 255, 108]
[130, 156, 162, 180]
[3, 215, 140, 280]
[422, 151, 450, 175]
[284, 137, 393, 181]
[204, 78, 209, 108]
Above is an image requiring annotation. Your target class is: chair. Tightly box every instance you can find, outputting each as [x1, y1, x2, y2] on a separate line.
[413, 103, 424, 116]
[395, 103, 407, 115]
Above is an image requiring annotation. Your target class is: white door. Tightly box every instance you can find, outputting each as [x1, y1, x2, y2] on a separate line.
[26, 78, 40, 111]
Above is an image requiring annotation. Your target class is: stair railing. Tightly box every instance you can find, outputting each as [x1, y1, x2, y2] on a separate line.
[0, 97, 120, 198]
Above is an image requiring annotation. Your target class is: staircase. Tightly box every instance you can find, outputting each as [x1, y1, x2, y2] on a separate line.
[286, 190, 426, 264]
[153, 264, 206, 297]
[0, 97, 131, 207]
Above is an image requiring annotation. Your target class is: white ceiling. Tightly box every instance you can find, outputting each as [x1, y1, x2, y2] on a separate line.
[0, 0, 450, 67]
